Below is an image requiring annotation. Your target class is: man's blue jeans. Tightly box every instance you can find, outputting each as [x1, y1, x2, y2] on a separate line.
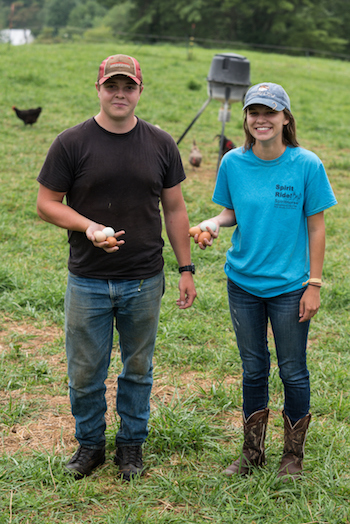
[65, 270, 165, 449]
[227, 279, 310, 424]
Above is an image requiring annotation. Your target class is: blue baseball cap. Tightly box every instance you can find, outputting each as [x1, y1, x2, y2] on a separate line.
[243, 82, 291, 111]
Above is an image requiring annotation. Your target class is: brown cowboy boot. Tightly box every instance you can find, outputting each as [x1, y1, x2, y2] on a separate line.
[224, 408, 269, 476]
[277, 410, 311, 480]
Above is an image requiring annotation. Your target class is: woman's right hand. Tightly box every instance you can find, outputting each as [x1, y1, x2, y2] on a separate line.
[191, 209, 235, 249]
[195, 219, 220, 250]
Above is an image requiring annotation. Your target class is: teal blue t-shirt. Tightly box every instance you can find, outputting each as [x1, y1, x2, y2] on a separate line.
[212, 146, 337, 297]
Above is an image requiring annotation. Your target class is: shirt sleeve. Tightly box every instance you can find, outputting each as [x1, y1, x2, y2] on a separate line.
[303, 160, 337, 216]
[212, 160, 234, 209]
[162, 136, 186, 189]
[37, 134, 75, 193]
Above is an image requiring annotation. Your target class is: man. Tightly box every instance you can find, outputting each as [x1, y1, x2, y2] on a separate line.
[36, 54, 196, 481]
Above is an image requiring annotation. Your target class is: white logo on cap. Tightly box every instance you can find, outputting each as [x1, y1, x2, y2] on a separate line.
[257, 84, 276, 99]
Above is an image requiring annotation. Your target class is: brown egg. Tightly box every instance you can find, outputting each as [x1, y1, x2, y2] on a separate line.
[189, 226, 202, 237]
[106, 236, 117, 247]
[198, 231, 211, 245]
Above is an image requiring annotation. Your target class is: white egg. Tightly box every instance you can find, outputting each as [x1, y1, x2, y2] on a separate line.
[102, 226, 115, 237]
[200, 220, 217, 232]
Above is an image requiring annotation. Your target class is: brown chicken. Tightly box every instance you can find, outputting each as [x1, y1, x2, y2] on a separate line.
[12, 106, 42, 126]
[189, 140, 202, 168]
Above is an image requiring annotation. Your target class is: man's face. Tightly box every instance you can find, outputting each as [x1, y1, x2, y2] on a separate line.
[96, 75, 143, 122]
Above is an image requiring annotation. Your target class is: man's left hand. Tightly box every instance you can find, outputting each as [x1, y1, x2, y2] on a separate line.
[176, 273, 197, 309]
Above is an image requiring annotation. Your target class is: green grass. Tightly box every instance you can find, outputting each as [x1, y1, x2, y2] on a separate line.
[0, 40, 349, 523]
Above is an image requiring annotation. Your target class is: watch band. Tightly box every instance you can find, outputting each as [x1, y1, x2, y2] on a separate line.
[179, 263, 195, 275]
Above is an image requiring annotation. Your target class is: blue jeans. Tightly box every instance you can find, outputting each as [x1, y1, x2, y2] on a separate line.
[227, 279, 310, 424]
[65, 270, 165, 449]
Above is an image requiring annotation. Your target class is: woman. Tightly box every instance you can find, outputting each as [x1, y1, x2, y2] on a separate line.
[196, 83, 337, 479]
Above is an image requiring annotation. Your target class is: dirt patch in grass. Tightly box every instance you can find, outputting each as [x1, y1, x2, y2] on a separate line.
[0, 318, 242, 456]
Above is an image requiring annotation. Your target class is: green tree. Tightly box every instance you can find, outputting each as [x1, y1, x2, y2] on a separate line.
[0, 0, 44, 31]
[126, 0, 197, 36]
[95, 0, 116, 8]
[68, 0, 106, 28]
[1, 0, 350, 54]
[102, 1, 134, 35]
[328, 0, 350, 53]
[44, 0, 76, 29]
[227, 0, 347, 52]
[126, 0, 349, 53]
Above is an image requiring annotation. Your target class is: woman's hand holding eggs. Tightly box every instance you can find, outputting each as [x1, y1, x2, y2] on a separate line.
[189, 220, 218, 248]
[200, 220, 217, 233]
[189, 226, 202, 237]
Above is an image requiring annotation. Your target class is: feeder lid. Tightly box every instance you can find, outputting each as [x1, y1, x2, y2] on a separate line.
[207, 53, 250, 87]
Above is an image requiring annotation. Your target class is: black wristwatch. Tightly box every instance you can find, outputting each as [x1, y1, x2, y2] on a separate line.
[179, 263, 195, 275]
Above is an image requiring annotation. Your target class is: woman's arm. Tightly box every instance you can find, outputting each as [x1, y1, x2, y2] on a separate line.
[195, 207, 236, 249]
[299, 211, 325, 323]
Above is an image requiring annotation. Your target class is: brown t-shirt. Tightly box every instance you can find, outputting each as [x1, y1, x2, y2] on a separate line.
[37, 118, 186, 280]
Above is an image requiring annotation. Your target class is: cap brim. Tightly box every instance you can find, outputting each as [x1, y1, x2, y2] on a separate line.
[242, 97, 285, 111]
[99, 72, 141, 85]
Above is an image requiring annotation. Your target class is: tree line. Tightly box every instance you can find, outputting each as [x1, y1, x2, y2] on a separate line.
[1, 0, 350, 56]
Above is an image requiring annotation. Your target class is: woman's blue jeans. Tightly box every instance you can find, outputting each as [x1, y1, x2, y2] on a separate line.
[65, 270, 165, 449]
[227, 279, 310, 424]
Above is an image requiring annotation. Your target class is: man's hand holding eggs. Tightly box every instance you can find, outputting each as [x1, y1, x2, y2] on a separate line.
[92, 226, 125, 250]
[94, 230, 108, 242]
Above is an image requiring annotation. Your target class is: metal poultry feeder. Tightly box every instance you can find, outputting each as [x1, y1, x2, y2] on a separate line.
[207, 53, 251, 104]
[177, 53, 251, 174]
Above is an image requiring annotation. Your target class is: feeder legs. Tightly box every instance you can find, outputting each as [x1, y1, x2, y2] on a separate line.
[176, 97, 212, 145]
[216, 86, 231, 176]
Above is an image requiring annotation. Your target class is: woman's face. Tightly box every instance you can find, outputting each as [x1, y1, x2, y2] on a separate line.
[246, 104, 289, 145]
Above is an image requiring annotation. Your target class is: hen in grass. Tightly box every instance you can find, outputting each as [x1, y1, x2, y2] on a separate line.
[189, 140, 202, 168]
[12, 106, 42, 126]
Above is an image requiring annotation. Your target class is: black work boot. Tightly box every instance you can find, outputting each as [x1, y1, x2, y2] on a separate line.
[224, 408, 269, 476]
[114, 445, 144, 481]
[65, 445, 105, 479]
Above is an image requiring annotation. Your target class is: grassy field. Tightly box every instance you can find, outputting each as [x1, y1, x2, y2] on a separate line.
[0, 41, 349, 523]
